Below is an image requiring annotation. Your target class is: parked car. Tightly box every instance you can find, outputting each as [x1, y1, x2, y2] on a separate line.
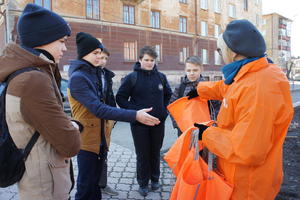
[60, 78, 71, 115]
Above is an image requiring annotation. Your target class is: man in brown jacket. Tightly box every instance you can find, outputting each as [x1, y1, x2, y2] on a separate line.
[0, 3, 81, 200]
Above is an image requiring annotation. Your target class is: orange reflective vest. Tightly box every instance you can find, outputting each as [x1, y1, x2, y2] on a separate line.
[197, 57, 294, 199]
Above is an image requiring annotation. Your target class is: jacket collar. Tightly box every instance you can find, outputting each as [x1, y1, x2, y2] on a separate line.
[234, 57, 269, 82]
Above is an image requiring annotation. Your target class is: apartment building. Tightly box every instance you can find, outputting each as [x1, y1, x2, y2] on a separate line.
[0, 0, 262, 82]
[262, 13, 292, 69]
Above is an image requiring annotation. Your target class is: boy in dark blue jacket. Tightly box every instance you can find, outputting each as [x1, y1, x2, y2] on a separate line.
[68, 33, 160, 200]
[116, 46, 172, 197]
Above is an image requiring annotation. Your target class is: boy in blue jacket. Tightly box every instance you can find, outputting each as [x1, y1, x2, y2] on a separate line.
[68, 33, 160, 200]
[116, 46, 172, 196]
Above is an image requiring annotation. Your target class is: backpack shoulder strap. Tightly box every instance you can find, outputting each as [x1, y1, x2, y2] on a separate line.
[130, 71, 138, 88]
[178, 82, 186, 98]
[157, 72, 166, 88]
[6, 67, 40, 84]
[4, 67, 41, 160]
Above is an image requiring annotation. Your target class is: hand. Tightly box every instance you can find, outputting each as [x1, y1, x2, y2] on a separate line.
[136, 107, 160, 126]
[186, 89, 199, 100]
[194, 123, 208, 140]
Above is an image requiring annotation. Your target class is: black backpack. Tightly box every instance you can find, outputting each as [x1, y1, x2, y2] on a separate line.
[0, 67, 40, 188]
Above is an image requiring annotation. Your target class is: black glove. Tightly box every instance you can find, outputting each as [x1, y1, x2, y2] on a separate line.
[194, 123, 208, 140]
[186, 89, 199, 100]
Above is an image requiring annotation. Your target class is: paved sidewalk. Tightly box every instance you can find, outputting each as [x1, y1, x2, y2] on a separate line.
[0, 143, 175, 200]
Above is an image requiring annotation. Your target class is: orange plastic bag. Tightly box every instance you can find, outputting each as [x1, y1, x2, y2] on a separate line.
[171, 156, 233, 200]
[169, 130, 233, 200]
[164, 121, 214, 176]
[170, 147, 204, 200]
[197, 155, 233, 200]
[167, 97, 211, 133]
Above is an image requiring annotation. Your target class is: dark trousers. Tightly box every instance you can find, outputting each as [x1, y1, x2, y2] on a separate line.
[98, 159, 107, 188]
[130, 122, 165, 187]
[75, 150, 106, 200]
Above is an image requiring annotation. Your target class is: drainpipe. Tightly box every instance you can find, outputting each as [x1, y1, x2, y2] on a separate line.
[193, 0, 198, 55]
[5, 1, 10, 44]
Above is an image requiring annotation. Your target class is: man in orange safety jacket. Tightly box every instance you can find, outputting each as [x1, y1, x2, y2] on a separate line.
[187, 19, 294, 200]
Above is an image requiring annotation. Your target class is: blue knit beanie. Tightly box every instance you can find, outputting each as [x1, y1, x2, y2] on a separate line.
[17, 3, 71, 48]
[223, 19, 266, 58]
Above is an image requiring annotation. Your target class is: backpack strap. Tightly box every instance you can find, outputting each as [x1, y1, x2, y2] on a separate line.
[157, 72, 166, 88]
[22, 131, 39, 161]
[178, 82, 186, 98]
[5, 67, 41, 160]
[130, 71, 138, 88]
[6, 67, 40, 83]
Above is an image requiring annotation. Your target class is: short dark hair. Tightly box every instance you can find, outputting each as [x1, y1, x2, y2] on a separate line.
[185, 56, 202, 66]
[139, 46, 157, 59]
[101, 47, 110, 56]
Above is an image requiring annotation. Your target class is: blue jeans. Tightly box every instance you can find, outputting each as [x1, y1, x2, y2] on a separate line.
[75, 150, 105, 200]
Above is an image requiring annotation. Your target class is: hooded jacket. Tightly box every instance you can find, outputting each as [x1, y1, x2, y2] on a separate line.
[67, 59, 136, 154]
[116, 62, 172, 122]
[198, 57, 294, 199]
[0, 43, 81, 200]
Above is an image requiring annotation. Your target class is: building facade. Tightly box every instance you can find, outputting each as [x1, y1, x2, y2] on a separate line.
[0, 0, 262, 84]
[262, 13, 292, 70]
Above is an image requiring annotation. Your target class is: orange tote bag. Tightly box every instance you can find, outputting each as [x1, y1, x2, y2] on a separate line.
[169, 147, 204, 200]
[164, 127, 197, 176]
[164, 121, 214, 176]
[197, 153, 233, 200]
[167, 97, 211, 133]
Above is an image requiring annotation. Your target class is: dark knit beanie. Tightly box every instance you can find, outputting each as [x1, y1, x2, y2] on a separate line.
[17, 3, 71, 48]
[76, 32, 104, 59]
[223, 19, 266, 58]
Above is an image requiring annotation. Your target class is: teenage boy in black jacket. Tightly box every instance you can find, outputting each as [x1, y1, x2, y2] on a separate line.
[116, 46, 172, 197]
[97, 48, 119, 196]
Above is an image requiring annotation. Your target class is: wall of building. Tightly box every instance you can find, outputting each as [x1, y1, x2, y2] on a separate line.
[3, 0, 263, 83]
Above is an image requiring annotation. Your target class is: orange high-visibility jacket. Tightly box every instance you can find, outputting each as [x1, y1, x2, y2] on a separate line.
[197, 57, 294, 200]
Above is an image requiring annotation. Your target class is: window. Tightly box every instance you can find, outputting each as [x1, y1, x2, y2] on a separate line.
[214, 76, 222, 81]
[123, 5, 135, 24]
[263, 19, 267, 25]
[256, 14, 260, 26]
[179, 16, 187, 33]
[244, 0, 248, 11]
[202, 49, 208, 64]
[256, 0, 260, 5]
[86, 0, 100, 19]
[151, 11, 160, 28]
[203, 76, 210, 81]
[286, 22, 291, 36]
[34, 0, 51, 9]
[200, 0, 208, 10]
[155, 44, 162, 62]
[214, 0, 221, 13]
[179, 0, 187, 3]
[214, 50, 222, 65]
[279, 29, 286, 36]
[124, 41, 137, 61]
[214, 24, 221, 38]
[179, 47, 189, 63]
[228, 4, 236, 18]
[201, 21, 208, 36]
